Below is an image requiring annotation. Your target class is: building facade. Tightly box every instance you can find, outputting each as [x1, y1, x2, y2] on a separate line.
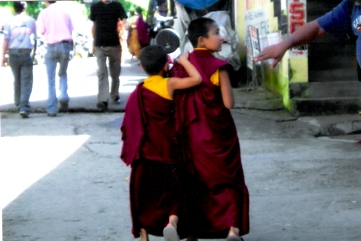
[236, 0, 361, 115]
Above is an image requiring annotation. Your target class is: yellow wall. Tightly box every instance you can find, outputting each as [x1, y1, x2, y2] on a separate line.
[235, 0, 308, 112]
[235, 0, 246, 62]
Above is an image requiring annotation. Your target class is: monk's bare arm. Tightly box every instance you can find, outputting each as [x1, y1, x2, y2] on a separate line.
[219, 69, 234, 109]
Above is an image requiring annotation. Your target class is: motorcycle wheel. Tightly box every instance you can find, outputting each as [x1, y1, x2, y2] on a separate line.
[80, 48, 89, 59]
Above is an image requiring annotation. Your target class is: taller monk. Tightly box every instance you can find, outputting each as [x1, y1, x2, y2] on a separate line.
[171, 17, 250, 241]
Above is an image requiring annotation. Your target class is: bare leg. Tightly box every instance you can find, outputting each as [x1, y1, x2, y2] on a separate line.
[166, 215, 178, 229]
[228, 226, 239, 237]
[225, 227, 244, 241]
[163, 215, 179, 241]
[140, 228, 149, 241]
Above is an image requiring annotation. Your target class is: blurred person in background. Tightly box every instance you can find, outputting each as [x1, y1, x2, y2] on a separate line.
[1, 1, 37, 118]
[37, 1, 74, 117]
[90, 0, 127, 111]
[127, 7, 150, 61]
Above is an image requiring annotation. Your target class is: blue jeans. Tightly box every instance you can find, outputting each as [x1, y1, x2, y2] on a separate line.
[8, 49, 33, 113]
[44, 42, 71, 114]
[95, 46, 121, 103]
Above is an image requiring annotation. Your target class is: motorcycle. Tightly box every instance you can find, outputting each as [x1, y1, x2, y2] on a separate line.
[33, 37, 46, 65]
[72, 32, 93, 59]
[155, 28, 180, 66]
[149, 15, 176, 45]
[150, 15, 181, 66]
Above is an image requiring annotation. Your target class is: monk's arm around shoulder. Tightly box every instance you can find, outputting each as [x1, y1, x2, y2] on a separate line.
[167, 52, 202, 96]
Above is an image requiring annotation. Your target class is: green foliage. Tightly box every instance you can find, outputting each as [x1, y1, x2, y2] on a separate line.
[0, 2, 11, 7]
[25, 2, 45, 19]
[82, 0, 148, 20]
[0, 1, 45, 19]
[0, 0, 148, 20]
[119, 0, 142, 13]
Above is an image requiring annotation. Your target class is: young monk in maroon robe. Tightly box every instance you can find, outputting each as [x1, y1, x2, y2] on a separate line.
[171, 18, 250, 241]
[120, 45, 201, 241]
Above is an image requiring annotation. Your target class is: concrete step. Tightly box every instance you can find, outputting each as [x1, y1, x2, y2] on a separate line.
[309, 68, 358, 82]
[290, 81, 361, 98]
[292, 97, 361, 116]
[290, 81, 361, 116]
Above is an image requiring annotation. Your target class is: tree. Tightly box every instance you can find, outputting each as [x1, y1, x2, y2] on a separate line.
[81, 0, 145, 17]
[0, 0, 146, 20]
[0, 1, 45, 19]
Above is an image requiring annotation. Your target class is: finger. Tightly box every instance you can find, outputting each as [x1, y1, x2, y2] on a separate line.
[271, 59, 279, 69]
[253, 56, 262, 62]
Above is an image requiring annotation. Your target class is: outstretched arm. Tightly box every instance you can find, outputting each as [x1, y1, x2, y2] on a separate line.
[253, 20, 326, 68]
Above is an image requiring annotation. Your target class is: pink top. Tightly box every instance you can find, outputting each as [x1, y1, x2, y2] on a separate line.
[36, 3, 74, 44]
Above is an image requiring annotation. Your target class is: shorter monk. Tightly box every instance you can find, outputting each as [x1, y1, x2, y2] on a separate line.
[120, 45, 201, 241]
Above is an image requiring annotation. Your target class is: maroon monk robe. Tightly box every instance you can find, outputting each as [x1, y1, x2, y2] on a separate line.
[135, 14, 150, 47]
[120, 83, 185, 238]
[171, 49, 250, 238]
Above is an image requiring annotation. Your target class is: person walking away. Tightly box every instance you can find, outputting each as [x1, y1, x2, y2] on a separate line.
[126, 9, 139, 59]
[1, 1, 37, 118]
[120, 45, 202, 241]
[252, 0, 361, 114]
[36, 1, 73, 117]
[127, 7, 150, 60]
[90, 0, 127, 111]
[171, 17, 250, 241]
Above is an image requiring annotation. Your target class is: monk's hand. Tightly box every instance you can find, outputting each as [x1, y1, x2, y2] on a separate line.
[253, 43, 287, 69]
[177, 51, 189, 64]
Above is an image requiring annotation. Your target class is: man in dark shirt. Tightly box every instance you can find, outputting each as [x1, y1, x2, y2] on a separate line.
[90, 0, 127, 111]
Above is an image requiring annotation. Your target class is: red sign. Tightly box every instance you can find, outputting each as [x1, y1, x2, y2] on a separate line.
[288, 0, 307, 58]
[289, 0, 306, 34]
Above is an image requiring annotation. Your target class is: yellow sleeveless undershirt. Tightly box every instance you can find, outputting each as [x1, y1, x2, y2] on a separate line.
[143, 75, 172, 100]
